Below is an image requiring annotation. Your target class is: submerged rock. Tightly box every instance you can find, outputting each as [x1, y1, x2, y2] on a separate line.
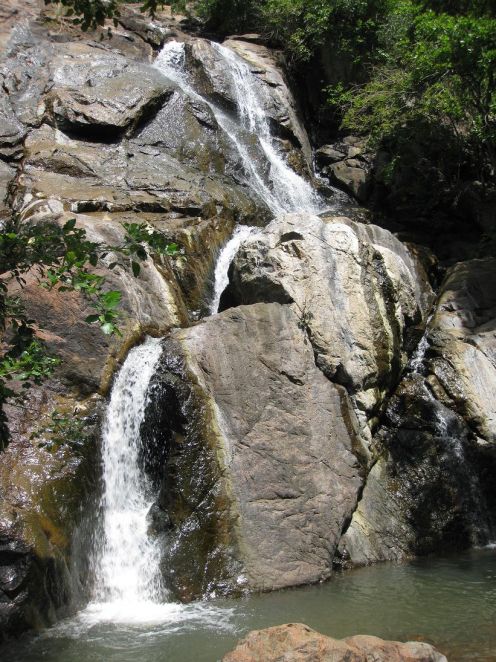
[222, 623, 447, 662]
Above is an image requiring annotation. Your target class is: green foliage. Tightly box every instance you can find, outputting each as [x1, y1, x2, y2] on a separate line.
[32, 410, 88, 454]
[0, 217, 179, 448]
[44, 0, 121, 30]
[338, 1, 496, 204]
[262, 0, 390, 62]
[192, 0, 261, 34]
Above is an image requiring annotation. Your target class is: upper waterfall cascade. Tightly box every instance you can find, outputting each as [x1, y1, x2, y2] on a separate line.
[154, 40, 323, 216]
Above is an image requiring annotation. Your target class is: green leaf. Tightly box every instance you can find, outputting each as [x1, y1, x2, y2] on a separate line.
[63, 218, 77, 231]
[102, 290, 121, 309]
[85, 314, 100, 324]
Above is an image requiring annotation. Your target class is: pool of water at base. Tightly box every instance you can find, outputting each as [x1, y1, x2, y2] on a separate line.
[2, 548, 496, 662]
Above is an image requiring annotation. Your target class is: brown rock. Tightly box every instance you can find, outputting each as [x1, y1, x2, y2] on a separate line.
[222, 623, 447, 661]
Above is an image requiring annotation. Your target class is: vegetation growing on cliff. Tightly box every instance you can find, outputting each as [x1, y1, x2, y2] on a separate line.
[0, 218, 178, 447]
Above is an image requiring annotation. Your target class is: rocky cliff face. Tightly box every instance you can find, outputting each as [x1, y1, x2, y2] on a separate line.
[0, 2, 320, 636]
[1, 0, 495, 641]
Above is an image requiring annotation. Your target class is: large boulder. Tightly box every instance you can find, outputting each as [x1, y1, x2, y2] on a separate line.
[222, 623, 447, 662]
[222, 213, 432, 438]
[339, 258, 496, 565]
[151, 303, 363, 599]
[48, 64, 172, 138]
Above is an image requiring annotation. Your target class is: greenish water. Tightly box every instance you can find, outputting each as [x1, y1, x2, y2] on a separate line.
[3, 549, 496, 662]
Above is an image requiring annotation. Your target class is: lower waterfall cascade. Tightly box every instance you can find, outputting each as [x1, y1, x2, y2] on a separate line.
[86, 337, 169, 621]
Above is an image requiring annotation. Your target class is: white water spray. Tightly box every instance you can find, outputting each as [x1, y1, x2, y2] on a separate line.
[90, 336, 166, 621]
[212, 43, 322, 215]
[209, 225, 258, 314]
[154, 41, 322, 216]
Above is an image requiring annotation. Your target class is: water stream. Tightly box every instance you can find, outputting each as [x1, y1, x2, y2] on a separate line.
[3, 549, 496, 661]
[85, 337, 169, 623]
[154, 41, 322, 217]
[209, 225, 258, 314]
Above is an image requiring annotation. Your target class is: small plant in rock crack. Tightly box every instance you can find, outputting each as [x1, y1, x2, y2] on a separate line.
[32, 410, 89, 454]
[296, 303, 314, 339]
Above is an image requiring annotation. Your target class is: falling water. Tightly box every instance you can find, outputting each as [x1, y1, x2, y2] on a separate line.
[212, 43, 322, 215]
[154, 41, 322, 216]
[408, 314, 433, 373]
[88, 336, 167, 622]
[154, 40, 324, 309]
[209, 225, 258, 314]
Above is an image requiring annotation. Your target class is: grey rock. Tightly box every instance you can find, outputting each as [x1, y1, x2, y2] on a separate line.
[427, 258, 496, 444]
[340, 258, 496, 565]
[157, 303, 363, 597]
[0, 23, 53, 128]
[315, 145, 346, 165]
[48, 65, 172, 137]
[339, 373, 495, 566]
[0, 94, 26, 159]
[328, 160, 372, 203]
[0, 160, 14, 221]
[224, 213, 432, 422]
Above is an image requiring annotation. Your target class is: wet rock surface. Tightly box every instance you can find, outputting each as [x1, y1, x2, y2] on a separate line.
[339, 258, 496, 565]
[152, 303, 363, 596]
[222, 623, 447, 662]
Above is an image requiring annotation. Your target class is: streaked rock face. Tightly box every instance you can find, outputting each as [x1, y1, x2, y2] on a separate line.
[427, 258, 496, 445]
[222, 212, 433, 448]
[152, 303, 363, 597]
[339, 258, 496, 566]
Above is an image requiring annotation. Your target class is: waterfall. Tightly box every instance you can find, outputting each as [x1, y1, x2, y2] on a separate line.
[88, 336, 168, 622]
[209, 225, 258, 314]
[408, 314, 434, 373]
[154, 40, 325, 311]
[154, 41, 322, 217]
[212, 43, 322, 215]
